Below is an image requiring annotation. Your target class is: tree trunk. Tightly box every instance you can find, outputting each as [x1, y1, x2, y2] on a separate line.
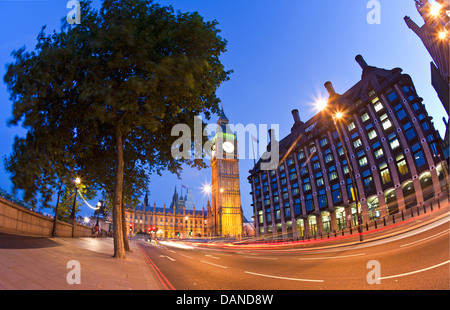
[113, 126, 126, 259]
[122, 195, 131, 251]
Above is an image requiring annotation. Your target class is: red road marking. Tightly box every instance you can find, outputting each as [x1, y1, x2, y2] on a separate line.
[138, 244, 176, 290]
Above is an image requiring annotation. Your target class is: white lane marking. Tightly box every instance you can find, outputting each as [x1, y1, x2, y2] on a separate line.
[243, 256, 279, 260]
[378, 260, 450, 280]
[298, 253, 366, 260]
[244, 271, 323, 283]
[400, 229, 450, 248]
[201, 260, 228, 269]
[159, 255, 176, 262]
[205, 254, 220, 259]
[180, 254, 193, 259]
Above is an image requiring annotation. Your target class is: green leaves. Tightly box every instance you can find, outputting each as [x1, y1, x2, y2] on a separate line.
[4, 0, 231, 256]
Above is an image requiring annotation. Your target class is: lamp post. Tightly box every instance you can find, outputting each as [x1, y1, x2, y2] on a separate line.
[332, 112, 363, 242]
[68, 177, 81, 224]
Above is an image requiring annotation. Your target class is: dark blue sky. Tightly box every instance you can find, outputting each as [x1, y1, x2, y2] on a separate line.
[0, 0, 446, 220]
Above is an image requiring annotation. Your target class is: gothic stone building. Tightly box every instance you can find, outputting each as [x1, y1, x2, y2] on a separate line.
[125, 188, 214, 238]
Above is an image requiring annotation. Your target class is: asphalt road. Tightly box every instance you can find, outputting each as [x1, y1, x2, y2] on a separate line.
[138, 212, 450, 290]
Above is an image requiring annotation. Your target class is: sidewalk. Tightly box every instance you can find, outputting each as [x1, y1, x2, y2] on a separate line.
[0, 234, 161, 290]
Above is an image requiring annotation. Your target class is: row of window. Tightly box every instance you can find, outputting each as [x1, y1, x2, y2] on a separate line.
[252, 84, 439, 225]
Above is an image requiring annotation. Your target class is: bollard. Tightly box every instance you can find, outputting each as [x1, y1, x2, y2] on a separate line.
[392, 214, 395, 224]
[417, 205, 420, 215]
[430, 201, 433, 212]
[374, 220, 378, 229]
[411, 207, 414, 218]
[383, 217, 386, 226]
[423, 203, 427, 214]
[366, 223, 369, 231]
[401, 210, 404, 221]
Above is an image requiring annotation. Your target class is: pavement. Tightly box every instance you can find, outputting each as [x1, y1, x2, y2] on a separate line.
[0, 234, 160, 290]
[0, 200, 448, 290]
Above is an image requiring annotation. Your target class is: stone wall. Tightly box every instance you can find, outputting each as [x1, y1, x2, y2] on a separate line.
[0, 196, 92, 238]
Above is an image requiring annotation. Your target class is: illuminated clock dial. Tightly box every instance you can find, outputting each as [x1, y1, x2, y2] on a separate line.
[223, 141, 235, 153]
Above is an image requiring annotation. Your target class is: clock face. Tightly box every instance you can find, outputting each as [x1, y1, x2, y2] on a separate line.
[211, 144, 216, 158]
[223, 141, 235, 153]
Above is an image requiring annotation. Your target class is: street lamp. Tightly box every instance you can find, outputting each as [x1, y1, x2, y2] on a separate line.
[185, 216, 189, 238]
[96, 200, 102, 226]
[429, 3, 442, 17]
[331, 111, 363, 242]
[68, 177, 81, 224]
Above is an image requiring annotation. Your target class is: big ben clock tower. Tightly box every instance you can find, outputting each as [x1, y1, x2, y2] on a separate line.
[211, 108, 243, 238]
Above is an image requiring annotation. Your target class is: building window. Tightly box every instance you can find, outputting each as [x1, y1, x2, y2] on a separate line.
[318, 189, 327, 208]
[303, 178, 311, 192]
[380, 114, 393, 130]
[320, 137, 328, 147]
[387, 91, 397, 102]
[353, 138, 362, 149]
[342, 160, 350, 175]
[396, 109, 407, 121]
[324, 153, 333, 163]
[361, 113, 370, 122]
[362, 170, 375, 192]
[331, 183, 342, 204]
[287, 157, 295, 166]
[373, 101, 384, 112]
[348, 122, 356, 132]
[297, 151, 305, 161]
[284, 206, 291, 219]
[300, 167, 308, 176]
[266, 208, 271, 222]
[422, 121, 430, 131]
[388, 133, 400, 150]
[368, 129, 377, 140]
[396, 154, 409, 175]
[305, 194, 314, 212]
[313, 161, 321, 170]
[358, 151, 368, 167]
[375, 148, 384, 159]
[379, 162, 391, 184]
[328, 165, 338, 181]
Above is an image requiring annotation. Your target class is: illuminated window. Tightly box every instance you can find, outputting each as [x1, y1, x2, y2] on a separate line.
[379, 162, 391, 184]
[368, 130, 377, 140]
[396, 154, 408, 175]
[361, 113, 370, 122]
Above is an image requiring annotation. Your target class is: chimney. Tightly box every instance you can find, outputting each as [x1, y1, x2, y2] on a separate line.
[291, 109, 301, 124]
[355, 54, 368, 69]
[324, 81, 336, 96]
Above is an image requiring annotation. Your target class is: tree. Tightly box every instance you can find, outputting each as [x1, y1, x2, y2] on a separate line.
[4, 0, 231, 258]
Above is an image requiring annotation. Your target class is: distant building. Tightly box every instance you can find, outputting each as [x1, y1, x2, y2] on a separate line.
[169, 186, 194, 211]
[248, 55, 447, 239]
[125, 187, 214, 238]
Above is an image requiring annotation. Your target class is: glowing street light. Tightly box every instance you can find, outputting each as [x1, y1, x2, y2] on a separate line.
[438, 29, 448, 40]
[429, 3, 442, 17]
[202, 183, 212, 195]
[315, 99, 328, 112]
[69, 177, 81, 224]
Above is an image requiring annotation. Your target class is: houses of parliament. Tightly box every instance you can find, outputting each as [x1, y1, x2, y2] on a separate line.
[125, 109, 245, 238]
